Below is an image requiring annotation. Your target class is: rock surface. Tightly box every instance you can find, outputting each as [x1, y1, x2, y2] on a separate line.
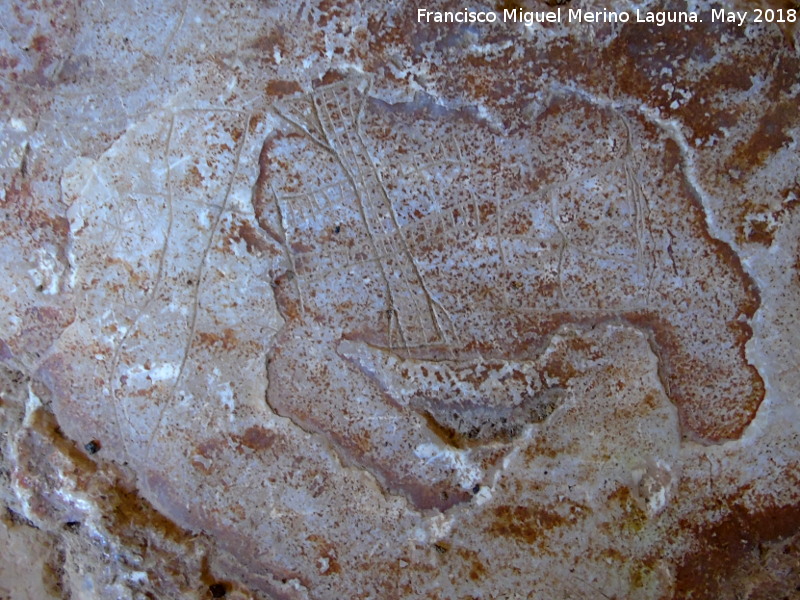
[1, 0, 799, 598]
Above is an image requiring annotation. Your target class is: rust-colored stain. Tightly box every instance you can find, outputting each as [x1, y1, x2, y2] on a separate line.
[675, 499, 800, 599]
[196, 329, 239, 351]
[488, 503, 585, 546]
[238, 426, 277, 452]
[729, 100, 800, 174]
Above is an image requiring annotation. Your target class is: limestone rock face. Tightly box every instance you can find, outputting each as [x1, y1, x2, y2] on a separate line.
[1, 1, 799, 598]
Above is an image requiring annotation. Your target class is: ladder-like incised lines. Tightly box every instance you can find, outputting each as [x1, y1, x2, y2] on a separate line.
[622, 117, 659, 308]
[622, 115, 653, 299]
[309, 83, 410, 351]
[351, 102, 453, 351]
[276, 79, 663, 334]
[272, 184, 306, 314]
[314, 79, 453, 349]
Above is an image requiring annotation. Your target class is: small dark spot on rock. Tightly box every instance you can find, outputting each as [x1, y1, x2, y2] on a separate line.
[433, 543, 449, 554]
[35, 285, 44, 292]
[64, 521, 81, 531]
[209, 583, 227, 598]
[84, 440, 100, 454]
[472, 484, 481, 494]
[333, 224, 341, 234]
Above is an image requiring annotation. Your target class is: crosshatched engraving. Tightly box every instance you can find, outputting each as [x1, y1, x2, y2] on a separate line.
[255, 74, 762, 509]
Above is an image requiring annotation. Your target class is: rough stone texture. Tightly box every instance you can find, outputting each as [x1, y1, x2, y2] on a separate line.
[1, 0, 799, 598]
